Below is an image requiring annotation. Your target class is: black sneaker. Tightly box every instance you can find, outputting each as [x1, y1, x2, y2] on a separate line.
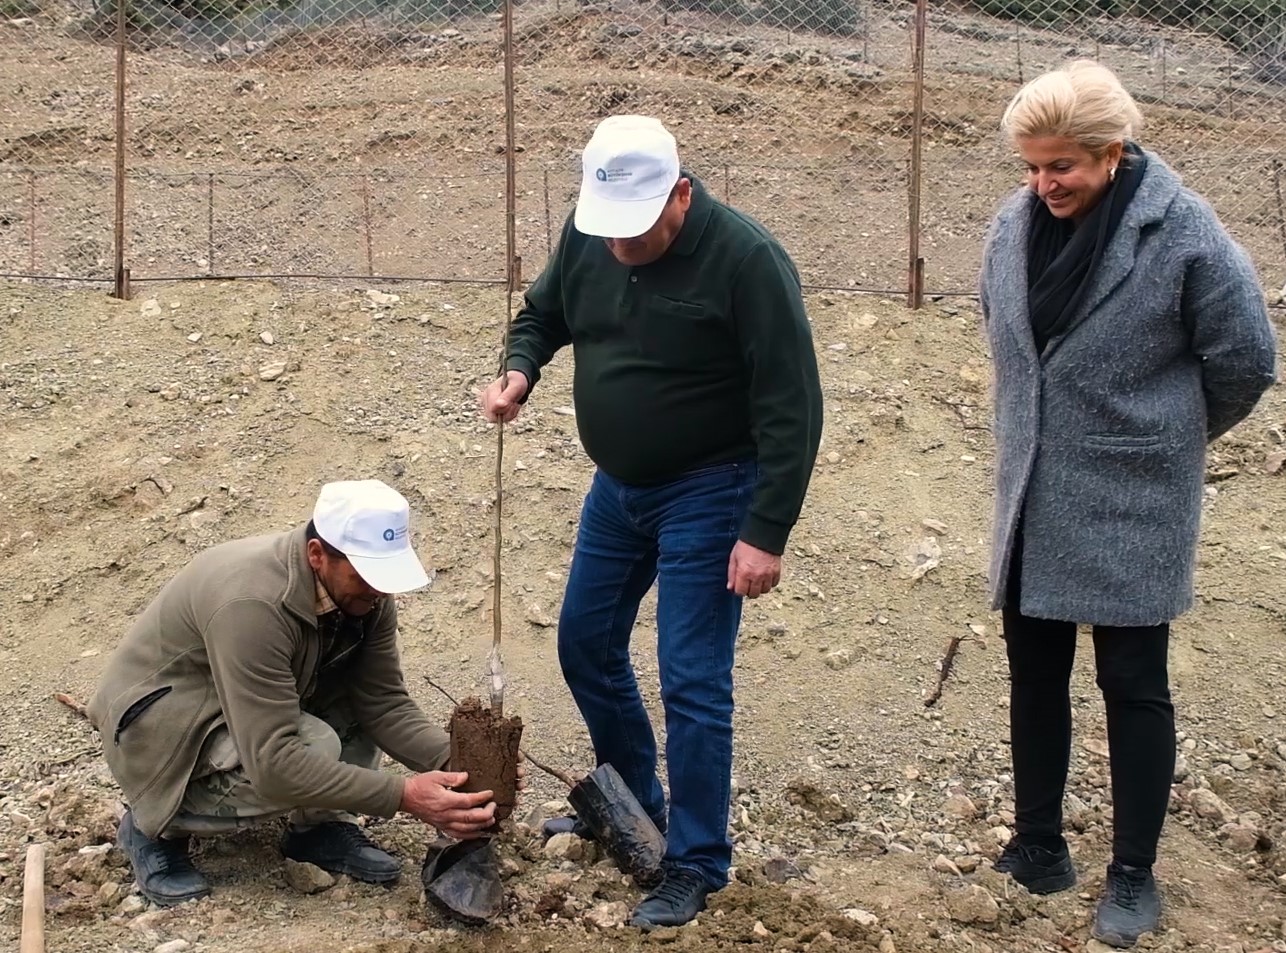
[629, 866, 713, 930]
[542, 811, 668, 842]
[994, 838, 1077, 894]
[281, 821, 400, 884]
[1092, 861, 1161, 948]
[117, 809, 212, 907]
[541, 815, 595, 840]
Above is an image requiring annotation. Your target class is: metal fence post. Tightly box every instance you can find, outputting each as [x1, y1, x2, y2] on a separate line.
[112, 0, 129, 299]
[907, 0, 927, 310]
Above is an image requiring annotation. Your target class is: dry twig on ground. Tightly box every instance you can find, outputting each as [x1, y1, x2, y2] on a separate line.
[923, 634, 975, 708]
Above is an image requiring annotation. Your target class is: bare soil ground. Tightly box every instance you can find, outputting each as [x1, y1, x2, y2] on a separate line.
[0, 280, 1283, 953]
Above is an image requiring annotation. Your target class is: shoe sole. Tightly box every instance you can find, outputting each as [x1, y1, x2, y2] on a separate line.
[1013, 866, 1077, 895]
[1091, 907, 1160, 948]
[630, 914, 694, 931]
[136, 884, 213, 907]
[293, 858, 401, 885]
[1090, 925, 1144, 949]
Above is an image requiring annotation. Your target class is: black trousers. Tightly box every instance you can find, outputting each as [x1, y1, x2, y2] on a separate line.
[1004, 534, 1176, 868]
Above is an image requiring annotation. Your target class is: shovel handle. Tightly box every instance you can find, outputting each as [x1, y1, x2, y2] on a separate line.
[21, 842, 45, 953]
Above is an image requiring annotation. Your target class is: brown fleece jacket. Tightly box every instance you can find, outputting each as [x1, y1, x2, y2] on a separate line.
[88, 524, 448, 838]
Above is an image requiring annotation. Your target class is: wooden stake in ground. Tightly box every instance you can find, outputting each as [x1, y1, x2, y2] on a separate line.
[21, 842, 46, 953]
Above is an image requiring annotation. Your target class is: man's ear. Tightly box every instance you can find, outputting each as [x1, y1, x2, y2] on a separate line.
[675, 177, 693, 212]
[306, 538, 325, 572]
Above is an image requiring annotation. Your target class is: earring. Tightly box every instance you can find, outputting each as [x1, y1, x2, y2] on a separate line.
[1109, 166, 1117, 182]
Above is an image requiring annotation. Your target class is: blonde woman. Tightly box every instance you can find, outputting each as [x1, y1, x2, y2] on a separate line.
[979, 61, 1276, 948]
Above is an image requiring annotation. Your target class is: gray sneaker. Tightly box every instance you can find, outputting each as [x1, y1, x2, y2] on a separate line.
[1092, 861, 1161, 948]
[117, 809, 212, 907]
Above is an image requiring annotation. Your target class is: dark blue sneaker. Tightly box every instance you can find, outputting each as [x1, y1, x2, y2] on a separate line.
[541, 815, 595, 840]
[629, 866, 712, 929]
[542, 811, 668, 841]
[117, 809, 212, 907]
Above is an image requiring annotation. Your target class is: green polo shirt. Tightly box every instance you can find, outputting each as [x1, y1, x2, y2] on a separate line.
[505, 174, 822, 555]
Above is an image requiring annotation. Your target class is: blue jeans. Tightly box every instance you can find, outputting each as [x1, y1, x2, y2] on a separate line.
[558, 461, 756, 890]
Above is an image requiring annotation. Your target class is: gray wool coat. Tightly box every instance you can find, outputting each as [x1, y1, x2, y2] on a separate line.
[979, 150, 1278, 627]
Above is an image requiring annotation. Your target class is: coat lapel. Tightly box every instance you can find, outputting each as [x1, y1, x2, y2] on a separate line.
[987, 191, 1041, 365]
[1037, 223, 1137, 364]
[1040, 153, 1182, 364]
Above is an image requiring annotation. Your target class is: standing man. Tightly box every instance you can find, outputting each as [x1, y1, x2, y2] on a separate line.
[90, 479, 504, 906]
[479, 115, 823, 929]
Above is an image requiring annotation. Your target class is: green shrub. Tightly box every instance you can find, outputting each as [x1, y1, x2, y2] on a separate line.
[761, 0, 859, 35]
[660, 0, 751, 18]
[967, 0, 1285, 64]
[662, 0, 858, 35]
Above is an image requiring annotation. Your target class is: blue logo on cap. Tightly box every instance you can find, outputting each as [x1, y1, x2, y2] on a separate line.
[595, 168, 607, 182]
[382, 528, 396, 541]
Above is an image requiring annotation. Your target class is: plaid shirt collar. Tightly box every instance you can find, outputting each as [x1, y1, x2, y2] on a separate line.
[314, 574, 338, 617]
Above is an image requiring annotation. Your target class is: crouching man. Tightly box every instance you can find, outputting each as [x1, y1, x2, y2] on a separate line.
[89, 479, 506, 905]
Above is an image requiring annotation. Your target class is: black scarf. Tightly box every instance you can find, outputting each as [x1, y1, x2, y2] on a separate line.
[1026, 141, 1146, 355]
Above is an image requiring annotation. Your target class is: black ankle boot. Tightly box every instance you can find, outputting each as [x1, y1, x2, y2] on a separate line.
[281, 821, 400, 884]
[117, 809, 212, 907]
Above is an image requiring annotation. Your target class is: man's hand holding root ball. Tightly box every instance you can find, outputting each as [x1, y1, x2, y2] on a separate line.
[401, 759, 527, 840]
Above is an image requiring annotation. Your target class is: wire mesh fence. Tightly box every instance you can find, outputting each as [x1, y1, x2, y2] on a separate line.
[0, 0, 1283, 300]
[0, 3, 117, 283]
[116, 0, 511, 284]
[508, 0, 912, 291]
[919, 0, 1286, 295]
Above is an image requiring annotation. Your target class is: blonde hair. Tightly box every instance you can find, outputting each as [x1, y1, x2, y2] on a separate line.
[1001, 60, 1144, 156]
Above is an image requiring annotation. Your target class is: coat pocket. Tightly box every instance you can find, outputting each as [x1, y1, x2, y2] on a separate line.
[113, 686, 173, 745]
[1082, 432, 1163, 449]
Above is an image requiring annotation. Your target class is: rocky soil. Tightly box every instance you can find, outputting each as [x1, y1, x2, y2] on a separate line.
[0, 280, 1283, 953]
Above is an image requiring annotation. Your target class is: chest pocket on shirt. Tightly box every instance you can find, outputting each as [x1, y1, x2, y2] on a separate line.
[643, 295, 727, 367]
[651, 296, 706, 319]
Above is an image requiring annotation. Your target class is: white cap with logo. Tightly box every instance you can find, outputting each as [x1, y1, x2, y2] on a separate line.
[312, 479, 430, 594]
[574, 114, 681, 240]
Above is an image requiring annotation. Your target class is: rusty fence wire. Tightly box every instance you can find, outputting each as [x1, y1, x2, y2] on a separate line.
[0, 0, 1283, 302]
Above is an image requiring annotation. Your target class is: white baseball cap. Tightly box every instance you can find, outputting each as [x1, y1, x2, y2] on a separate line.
[574, 114, 681, 239]
[312, 480, 430, 594]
